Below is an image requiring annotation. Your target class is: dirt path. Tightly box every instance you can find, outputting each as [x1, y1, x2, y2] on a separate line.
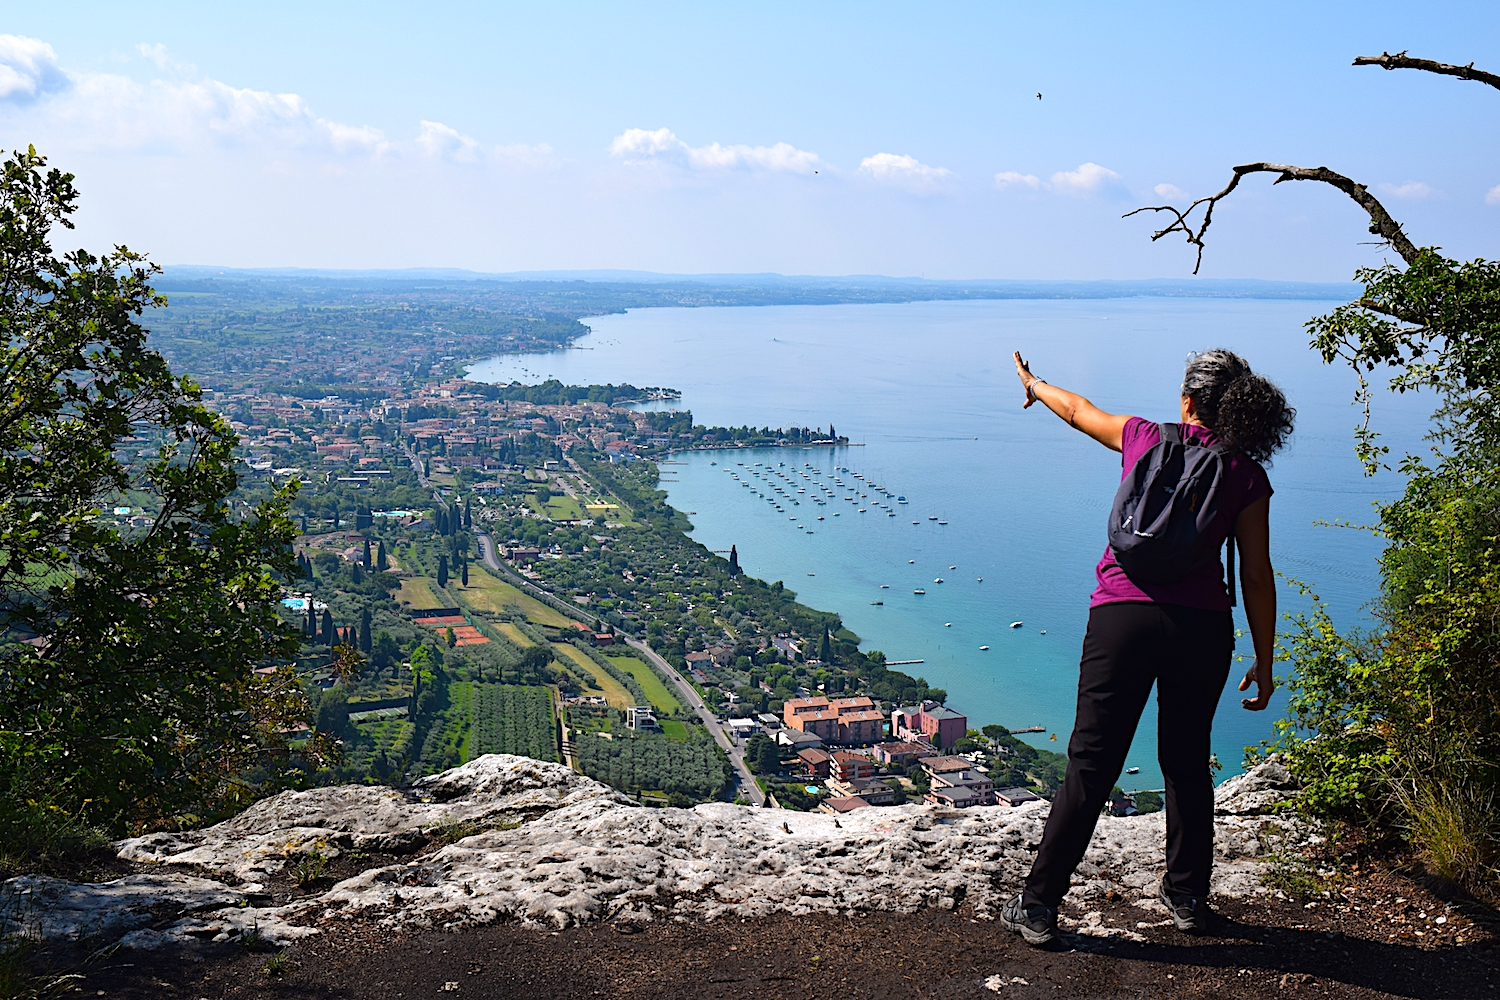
[63, 897, 1497, 1000]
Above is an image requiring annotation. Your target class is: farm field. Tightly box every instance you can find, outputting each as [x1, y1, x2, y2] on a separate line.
[607, 654, 682, 713]
[574, 731, 729, 800]
[555, 644, 632, 708]
[396, 576, 448, 610]
[458, 565, 577, 628]
[660, 720, 688, 741]
[496, 622, 534, 647]
[468, 684, 557, 763]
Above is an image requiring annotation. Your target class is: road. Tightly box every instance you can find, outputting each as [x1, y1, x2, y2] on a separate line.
[474, 532, 765, 807]
[623, 636, 766, 807]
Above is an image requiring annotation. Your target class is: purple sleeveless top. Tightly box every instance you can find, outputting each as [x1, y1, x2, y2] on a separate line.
[1090, 417, 1272, 612]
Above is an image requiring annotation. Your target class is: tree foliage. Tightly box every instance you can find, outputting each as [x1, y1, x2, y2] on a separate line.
[0, 148, 327, 843]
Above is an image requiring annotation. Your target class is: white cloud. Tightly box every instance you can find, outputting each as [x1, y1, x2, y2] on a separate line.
[859, 152, 952, 191]
[1050, 162, 1122, 194]
[0, 37, 555, 169]
[1488, 185, 1500, 207]
[610, 127, 821, 174]
[417, 120, 480, 161]
[994, 171, 1041, 190]
[1378, 181, 1433, 200]
[994, 162, 1125, 197]
[1153, 182, 1187, 199]
[0, 34, 68, 103]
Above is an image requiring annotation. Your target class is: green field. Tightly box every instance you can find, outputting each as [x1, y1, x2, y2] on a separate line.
[556, 644, 633, 708]
[607, 654, 682, 713]
[396, 575, 447, 610]
[458, 565, 578, 628]
[660, 720, 688, 741]
[497, 622, 534, 647]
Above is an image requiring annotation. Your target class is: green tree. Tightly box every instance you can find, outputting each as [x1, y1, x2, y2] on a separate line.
[376, 539, 388, 571]
[460, 557, 469, 587]
[362, 537, 372, 568]
[360, 607, 373, 653]
[0, 147, 328, 842]
[437, 553, 448, 588]
[321, 608, 336, 648]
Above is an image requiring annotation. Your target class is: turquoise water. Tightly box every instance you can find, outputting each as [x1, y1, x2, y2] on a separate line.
[469, 298, 1431, 787]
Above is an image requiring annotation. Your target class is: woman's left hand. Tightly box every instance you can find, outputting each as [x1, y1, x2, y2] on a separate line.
[1238, 658, 1274, 711]
[1013, 351, 1038, 409]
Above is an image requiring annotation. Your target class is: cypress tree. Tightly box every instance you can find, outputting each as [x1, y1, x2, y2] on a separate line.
[728, 544, 740, 577]
[460, 557, 469, 587]
[321, 609, 335, 647]
[464, 500, 472, 529]
[331, 506, 339, 531]
[305, 603, 315, 636]
[363, 537, 371, 568]
[829, 423, 836, 440]
[437, 554, 448, 589]
[376, 540, 387, 571]
[819, 626, 832, 664]
[360, 607, 373, 653]
[350, 562, 364, 584]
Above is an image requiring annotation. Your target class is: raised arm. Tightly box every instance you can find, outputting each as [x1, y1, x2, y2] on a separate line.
[1013, 351, 1132, 452]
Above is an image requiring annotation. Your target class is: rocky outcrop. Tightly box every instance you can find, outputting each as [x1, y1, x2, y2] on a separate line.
[2, 754, 1305, 951]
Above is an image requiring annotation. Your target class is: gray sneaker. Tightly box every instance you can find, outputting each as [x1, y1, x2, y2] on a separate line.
[1000, 893, 1058, 946]
[1158, 876, 1214, 933]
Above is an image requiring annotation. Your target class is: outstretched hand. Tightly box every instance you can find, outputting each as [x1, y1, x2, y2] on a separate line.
[1238, 659, 1274, 711]
[1013, 351, 1038, 409]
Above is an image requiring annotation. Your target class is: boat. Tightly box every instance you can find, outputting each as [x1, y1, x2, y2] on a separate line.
[913, 589, 926, 595]
[807, 572, 816, 576]
[1040, 630, 1047, 635]
[934, 578, 944, 583]
[912, 520, 920, 525]
[944, 622, 952, 627]
[871, 600, 883, 606]
[949, 565, 957, 570]
[937, 520, 948, 525]
[908, 560, 915, 564]
[858, 508, 866, 513]
[928, 516, 938, 520]
[817, 516, 824, 520]
[977, 577, 983, 582]
[880, 584, 890, 588]
[1126, 767, 1140, 775]
[979, 645, 990, 651]
[1009, 621, 1023, 629]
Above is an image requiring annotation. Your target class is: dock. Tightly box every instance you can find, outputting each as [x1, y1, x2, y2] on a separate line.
[885, 659, 925, 666]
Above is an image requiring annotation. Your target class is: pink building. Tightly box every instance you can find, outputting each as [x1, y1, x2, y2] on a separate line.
[891, 701, 968, 750]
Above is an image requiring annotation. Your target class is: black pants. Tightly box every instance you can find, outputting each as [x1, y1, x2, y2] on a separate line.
[1022, 601, 1233, 910]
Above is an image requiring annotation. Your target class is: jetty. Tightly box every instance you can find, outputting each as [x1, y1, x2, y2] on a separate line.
[885, 658, 925, 666]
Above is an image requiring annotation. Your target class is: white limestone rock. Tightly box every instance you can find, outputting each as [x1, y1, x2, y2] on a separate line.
[114, 755, 623, 883]
[11, 754, 1310, 950]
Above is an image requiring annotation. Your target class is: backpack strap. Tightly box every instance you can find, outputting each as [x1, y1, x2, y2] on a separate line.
[1158, 422, 1181, 446]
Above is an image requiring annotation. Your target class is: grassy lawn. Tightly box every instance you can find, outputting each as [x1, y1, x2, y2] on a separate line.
[554, 644, 633, 709]
[396, 576, 447, 610]
[607, 654, 682, 714]
[544, 496, 585, 521]
[660, 720, 688, 741]
[456, 565, 579, 628]
[496, 622, 534, 647]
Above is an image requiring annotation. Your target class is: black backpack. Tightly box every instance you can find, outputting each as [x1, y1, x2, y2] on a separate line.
[1107, 423, 1237, 603]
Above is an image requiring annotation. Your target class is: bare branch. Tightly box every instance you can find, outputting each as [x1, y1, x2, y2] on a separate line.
[1354, 50, 1500, 93]
[1124, 163, 1417, 273]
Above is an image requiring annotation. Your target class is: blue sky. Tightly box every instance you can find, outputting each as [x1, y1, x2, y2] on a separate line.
[2, 2, 1496, 278]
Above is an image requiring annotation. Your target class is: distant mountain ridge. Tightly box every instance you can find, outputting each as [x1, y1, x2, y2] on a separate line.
[160, 265, 1354, 303]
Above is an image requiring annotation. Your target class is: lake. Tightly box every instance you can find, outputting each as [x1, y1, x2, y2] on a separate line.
[468, 297, 1431, 787]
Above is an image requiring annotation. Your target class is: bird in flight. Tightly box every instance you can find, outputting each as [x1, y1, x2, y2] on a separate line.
[1036, 92, 1043, 100]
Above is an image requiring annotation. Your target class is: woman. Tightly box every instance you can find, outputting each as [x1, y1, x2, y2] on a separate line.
[1001, 348, 1293, 946]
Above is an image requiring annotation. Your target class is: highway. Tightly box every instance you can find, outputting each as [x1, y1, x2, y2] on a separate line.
[474, 531, 766, 807]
